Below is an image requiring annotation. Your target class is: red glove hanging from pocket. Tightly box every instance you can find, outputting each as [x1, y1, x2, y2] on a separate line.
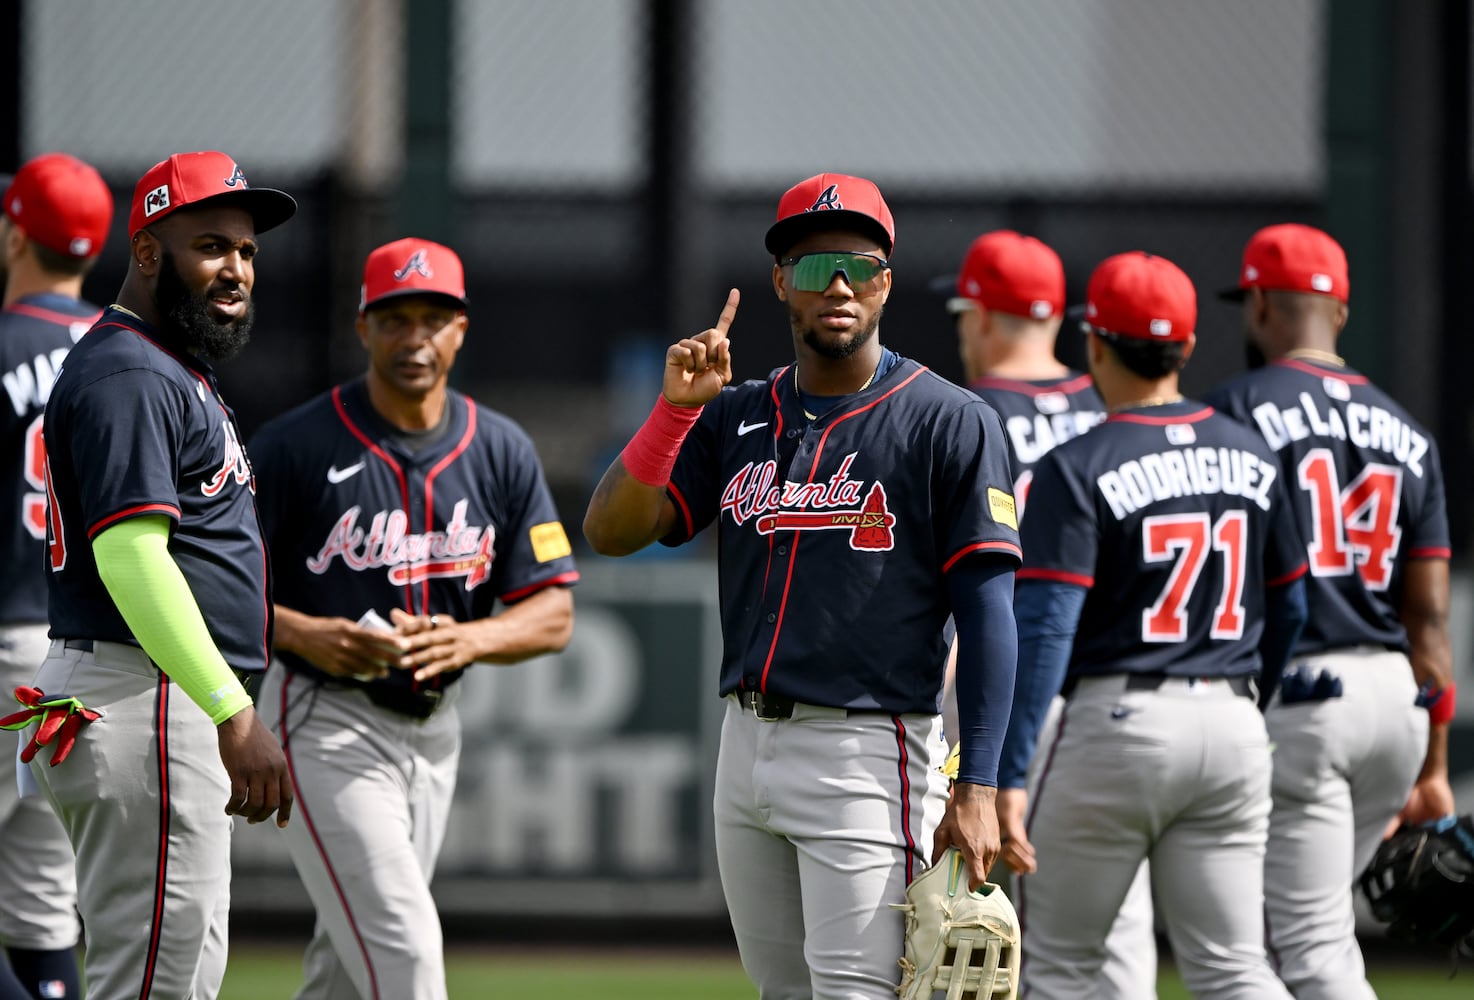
[0, 686, 102, 766]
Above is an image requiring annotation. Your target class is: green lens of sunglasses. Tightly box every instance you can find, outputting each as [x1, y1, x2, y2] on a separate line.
[785, 252, 888, 292]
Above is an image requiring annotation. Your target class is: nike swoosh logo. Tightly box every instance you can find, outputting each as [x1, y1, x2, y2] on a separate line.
[737, 421, 768, 437]
[327, 462, 366, 484]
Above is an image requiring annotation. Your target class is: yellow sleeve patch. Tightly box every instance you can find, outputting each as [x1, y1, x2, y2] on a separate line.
[529, 522, 572, 563]
[987, 487, 1018, 530]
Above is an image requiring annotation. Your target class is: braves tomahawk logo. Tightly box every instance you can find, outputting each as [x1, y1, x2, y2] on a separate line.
[201, 421, 253, 497]
[223, 163, 248, 188]
[720, 452, 895, 551]
[806, 184, 843, 213]
[394, 250, 434, 282]
[307, 498, 496, 589]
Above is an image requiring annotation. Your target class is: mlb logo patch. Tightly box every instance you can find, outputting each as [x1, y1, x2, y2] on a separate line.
[1165, 424, 1196, 445]
[143, 184, 170, 217]
[1148, 318, 1173, 337]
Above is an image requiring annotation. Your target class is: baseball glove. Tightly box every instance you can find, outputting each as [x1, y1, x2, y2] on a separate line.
[1360, 814, 1474, 954]
[892, 847, 1019, 999]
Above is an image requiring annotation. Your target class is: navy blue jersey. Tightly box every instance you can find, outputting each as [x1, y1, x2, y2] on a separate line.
[1019, 401, 1307, 679]
[44, 308, 272, 671]
[662, 356, 1021, 713]
[968, 371, 1105, 515]
[249, 378, 578, 692]
[0, 294, 101, 623]
[1203, 358, 1449, 653]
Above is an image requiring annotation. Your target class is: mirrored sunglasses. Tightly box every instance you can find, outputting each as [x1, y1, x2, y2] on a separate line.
[780, 251, 890, 293]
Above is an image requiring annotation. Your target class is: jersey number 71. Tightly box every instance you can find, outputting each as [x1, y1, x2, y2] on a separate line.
[1141, 511, 1247, 643]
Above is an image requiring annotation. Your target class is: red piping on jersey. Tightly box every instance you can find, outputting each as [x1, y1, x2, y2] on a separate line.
[280, 674, 383, 1000]
[893, 716, 918, 886]
[1266, 562, 1309, 588]
[970, 373, 1094, 396]
[4, 302, 103, 328]
[332, 386, 413, 610]
[1273, 358, 1370, 384]
[502, 571, 580, 604]
[139, 675, 171, 1000]
[421, 401, 478, 615]
[757, 366, 929, 692]
[1409, 546, 1452, 560]
[1017, 567, 1095, 588]
[942, 540, 1023, 573]
[760, 374, 791, 602]
[666, 482, 694, 539]
[1106, 406, 1214, 426]
[88, 502, 180, 538]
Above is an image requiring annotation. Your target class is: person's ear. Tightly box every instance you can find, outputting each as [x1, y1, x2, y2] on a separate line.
[131, 231, 160, 277]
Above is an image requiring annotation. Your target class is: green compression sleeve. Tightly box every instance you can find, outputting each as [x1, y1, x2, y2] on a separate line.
[92, 515, 252, 725]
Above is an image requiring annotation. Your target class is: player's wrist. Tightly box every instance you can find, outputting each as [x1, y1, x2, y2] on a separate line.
[621, 395, 703, 487]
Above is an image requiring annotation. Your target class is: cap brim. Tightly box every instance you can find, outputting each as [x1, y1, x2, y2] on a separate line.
[764, 211, 893, 257]
[191, 187, 298, 235]
[361, 287, 469, 313]
[1216, 286, 1247, 303]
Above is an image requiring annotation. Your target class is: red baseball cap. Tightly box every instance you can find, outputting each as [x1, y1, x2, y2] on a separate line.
[950, 230, 1064, 320]
[764, 173, 895, 257]
[1083, 251, 1197, 342]
[128, 151, 296, 237]
[1219, 223, 1348, 303]
[3, 153, 113, 258]
[360, 237, 468, 312]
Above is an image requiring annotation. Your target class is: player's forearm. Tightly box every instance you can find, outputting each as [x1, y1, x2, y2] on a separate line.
[468, 584, 574, 663]
[1402, 558, 1453, 692]
[948, 558, 1019, 787]
[270, 604, 323, 658]
[92, 515, 252, 725]
[997, 579, 1085, 789]
[582, 461, 676, 556]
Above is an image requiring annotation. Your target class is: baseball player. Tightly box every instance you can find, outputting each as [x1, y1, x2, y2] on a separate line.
[942, 231, 1156, 1000]
[250, 237, 578, 1000]
[1202, 224, 1452, 1000]
[0, 153, 111, 1000]
[23, 151, 295, 1000]
[584, 173, 1022, 999]
[997, 251, 1307, 999]
[946, 230, 1104, 514]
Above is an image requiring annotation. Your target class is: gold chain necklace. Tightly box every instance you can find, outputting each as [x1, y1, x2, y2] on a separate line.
[1108, 393, 1184, 415]
[796, 359, 880, 421]
[1284, 347, 1346, 367]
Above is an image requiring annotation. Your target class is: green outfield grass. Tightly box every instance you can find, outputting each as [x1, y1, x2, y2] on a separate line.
[216, 945, 1471, 999]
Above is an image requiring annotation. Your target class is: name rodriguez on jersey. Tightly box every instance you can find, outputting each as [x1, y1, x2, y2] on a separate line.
[1249, 390, 1429, 478]
[1098, 445, 1278, 521]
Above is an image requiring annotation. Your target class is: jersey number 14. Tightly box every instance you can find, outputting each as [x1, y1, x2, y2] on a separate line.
[1297, 449, 1402, 592]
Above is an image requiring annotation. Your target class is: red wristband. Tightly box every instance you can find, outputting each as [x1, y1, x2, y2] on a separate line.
[1428, 682, 1457, 727]
[620, 395, 703, 487]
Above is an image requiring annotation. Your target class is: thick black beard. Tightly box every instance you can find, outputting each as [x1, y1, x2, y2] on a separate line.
[794, 304, 883, 360]
[1244, 339, 1267, 370]
[155, 251, 254, 362]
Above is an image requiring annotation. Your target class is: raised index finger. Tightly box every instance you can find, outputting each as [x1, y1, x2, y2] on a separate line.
[713, 287, 740, 339]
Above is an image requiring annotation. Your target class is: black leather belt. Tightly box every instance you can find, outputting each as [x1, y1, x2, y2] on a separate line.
[737, 690, 796, 720]
[62, 638, 94, 652]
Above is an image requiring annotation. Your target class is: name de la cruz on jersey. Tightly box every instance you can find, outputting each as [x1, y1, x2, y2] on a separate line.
[1249, 387, 1430, 478]
[1097, 439, 1279, 521]
[308, 498, 496, 588]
